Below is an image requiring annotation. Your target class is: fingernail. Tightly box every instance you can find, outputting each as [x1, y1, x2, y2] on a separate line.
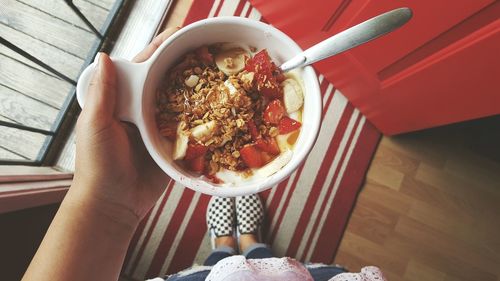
[93, 52, 102, 71]
[94, 52, 102, 63]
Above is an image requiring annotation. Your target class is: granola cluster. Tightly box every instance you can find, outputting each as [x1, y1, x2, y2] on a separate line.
[156, 47, 274, 174]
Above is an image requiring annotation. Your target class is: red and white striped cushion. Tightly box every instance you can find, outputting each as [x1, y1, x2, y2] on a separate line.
[121, 1, 380, 279]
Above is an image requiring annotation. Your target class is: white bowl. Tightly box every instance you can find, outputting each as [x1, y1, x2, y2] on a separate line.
[76, 17, 322, 197]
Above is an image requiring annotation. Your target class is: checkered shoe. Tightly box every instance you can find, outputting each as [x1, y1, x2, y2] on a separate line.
[235, 194, 264, 235]
[206, 196, 236, 237]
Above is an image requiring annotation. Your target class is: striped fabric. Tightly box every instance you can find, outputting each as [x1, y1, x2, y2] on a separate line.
[121, 0, 380, 280]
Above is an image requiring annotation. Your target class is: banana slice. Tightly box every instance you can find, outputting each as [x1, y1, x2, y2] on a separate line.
[173, 121, 189, 160]
[215, 48, 248, 76]
[240, 71, 254, 84]
[191, 120, 217, 142]
[185, 74, 199, 88]
[224, 79, 238, 96]
[282, 78, 304, 114]
[254, 150, 293, 178]
[276, 133, 292, 152]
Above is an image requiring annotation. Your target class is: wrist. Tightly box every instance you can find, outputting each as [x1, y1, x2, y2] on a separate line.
[64, 183, 140, 234]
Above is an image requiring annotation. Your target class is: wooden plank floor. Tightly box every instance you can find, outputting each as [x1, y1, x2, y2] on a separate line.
[334, 116, 500, 281]
[55, 0, 176, 171]
[0, 0, 114, 161]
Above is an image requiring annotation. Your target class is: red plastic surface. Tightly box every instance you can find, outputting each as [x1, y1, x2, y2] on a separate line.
[251, 0, 500, 134]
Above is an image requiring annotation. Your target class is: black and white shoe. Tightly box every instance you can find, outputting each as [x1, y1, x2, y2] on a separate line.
[206, 196, 236, 242]
[235, 194, 264, 235]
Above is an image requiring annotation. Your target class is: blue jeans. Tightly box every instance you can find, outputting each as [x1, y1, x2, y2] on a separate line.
[204, 243, 271, 266]
[165, 244, 345, 281]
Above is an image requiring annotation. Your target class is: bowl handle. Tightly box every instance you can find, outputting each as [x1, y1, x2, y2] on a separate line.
[76, 57, 148, 124]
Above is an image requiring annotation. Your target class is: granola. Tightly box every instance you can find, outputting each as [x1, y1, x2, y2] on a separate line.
[156, 44, 304, 183]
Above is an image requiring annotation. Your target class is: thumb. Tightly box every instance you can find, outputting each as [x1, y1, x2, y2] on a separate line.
[84, 52, 117, 126]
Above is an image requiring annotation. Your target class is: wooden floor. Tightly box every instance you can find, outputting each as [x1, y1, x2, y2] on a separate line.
[334, 116, 500, 281]
[0, 0, 116, 161]
[54, 0, 176, 172]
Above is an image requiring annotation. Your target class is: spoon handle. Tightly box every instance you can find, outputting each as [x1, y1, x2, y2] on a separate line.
[280, 7, 412, 72]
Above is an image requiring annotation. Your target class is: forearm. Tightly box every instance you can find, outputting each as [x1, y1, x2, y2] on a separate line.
[23, 184, 138, 281]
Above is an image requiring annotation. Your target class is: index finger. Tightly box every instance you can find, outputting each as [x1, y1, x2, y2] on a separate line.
[132, 27, 179, 63]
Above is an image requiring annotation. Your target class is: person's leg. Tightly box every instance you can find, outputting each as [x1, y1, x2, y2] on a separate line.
[203, 236, 237, 266]
[306, 264, 347, 281]
[203, 247, 233, 266]
[236, 195, 273, 259]
[205, 197, 237, 266]
[242, 243, 273, 259]
[164, 269, 211, 281]
[240, 233, 273, 259]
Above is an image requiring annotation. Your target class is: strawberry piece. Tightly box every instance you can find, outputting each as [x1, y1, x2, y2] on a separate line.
[248, 50, 274, 74]
[263, 99, 285, 125]
[240, 144, 264, 168]
[184, 143, 208, 173]
[245, 49, 283, 99]
[205, 174, 223, 184]
[255, 138, 280, 155]
[195, 46, 213, 64]
[187, 156, 205, 173]
[244, 58, 254, 72]
[184, 143, 208, 160]
[260, 151, 273, 163]
[260, 84, 282, 99]
[248, 120, 261, 140]
[278, 116, 302, 134]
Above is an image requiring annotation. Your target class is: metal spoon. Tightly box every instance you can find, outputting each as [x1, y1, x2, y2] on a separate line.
[280, 7, 413, 72]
